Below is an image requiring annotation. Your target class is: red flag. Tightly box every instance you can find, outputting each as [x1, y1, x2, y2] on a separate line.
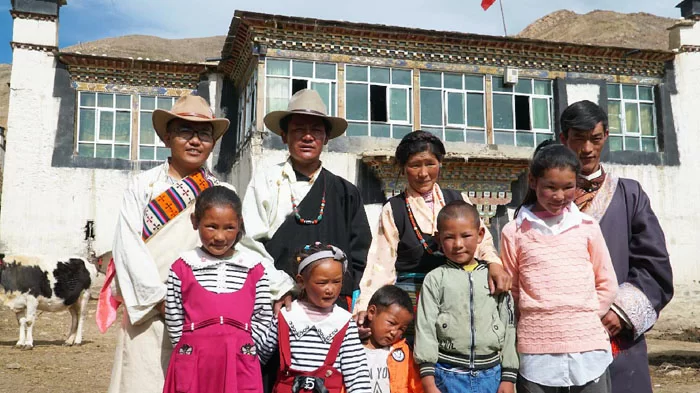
[482, 0, 496, 10]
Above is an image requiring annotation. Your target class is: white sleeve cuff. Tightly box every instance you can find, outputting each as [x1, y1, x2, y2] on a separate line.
[613, 282, 658, 339]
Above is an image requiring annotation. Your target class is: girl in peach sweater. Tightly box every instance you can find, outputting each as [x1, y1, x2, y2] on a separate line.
[500, 141, 618, 393]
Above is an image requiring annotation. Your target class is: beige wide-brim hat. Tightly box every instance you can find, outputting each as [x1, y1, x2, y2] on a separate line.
[263, 89, 348, 139]
[152, 95, 230, 142]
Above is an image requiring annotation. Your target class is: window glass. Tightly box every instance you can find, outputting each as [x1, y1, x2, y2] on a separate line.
[420, 71, 441, 88]
[267, 59, 290, 76]
[292, 61, 314, 78]
[346, 84, 369, 121]
[370, 68, 391, 84]
[466, 93, 484, 128]
[390, 88, 408, 122]
[447, 92, 465, 125]
[392, 69, 412, 86]
[444, 73, 462, 90]
[493, 94, 513, 129]
[346, 66, 368, 82]
[420, 89, 443, 126]
[315, 63, 336, 80]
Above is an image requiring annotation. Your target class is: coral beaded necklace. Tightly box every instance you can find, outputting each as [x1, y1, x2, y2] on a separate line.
[404, 187, 445, 255]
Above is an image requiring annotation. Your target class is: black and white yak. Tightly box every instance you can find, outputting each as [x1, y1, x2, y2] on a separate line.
[0, 254, 96, 349]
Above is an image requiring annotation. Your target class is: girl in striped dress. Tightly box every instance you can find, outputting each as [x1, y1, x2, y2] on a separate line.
[259, 243, 371, 393]
[162, 186, 273, 393]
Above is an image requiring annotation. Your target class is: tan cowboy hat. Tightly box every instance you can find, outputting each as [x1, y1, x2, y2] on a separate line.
[152, 95, 230, 142]
[264, 89, 348, 139]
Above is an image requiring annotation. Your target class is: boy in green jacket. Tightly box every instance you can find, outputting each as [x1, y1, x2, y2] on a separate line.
[415, 201, 517, 393]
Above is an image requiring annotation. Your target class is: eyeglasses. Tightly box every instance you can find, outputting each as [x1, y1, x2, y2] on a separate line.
[173, 127, 214, 143]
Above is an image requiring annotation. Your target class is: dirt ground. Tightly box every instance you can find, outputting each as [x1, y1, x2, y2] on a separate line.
[0, 301, 698, 393]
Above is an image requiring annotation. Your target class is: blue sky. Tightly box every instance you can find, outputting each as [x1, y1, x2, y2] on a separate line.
[0, 0, 681, 64]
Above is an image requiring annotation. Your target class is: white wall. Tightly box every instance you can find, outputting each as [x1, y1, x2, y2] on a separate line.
[564, 63, 700, 330]
[0, 50, 225, 259]
[0, 49, 131, 258]
[654, 45, 700, 331]
[12, 18, 57, 48]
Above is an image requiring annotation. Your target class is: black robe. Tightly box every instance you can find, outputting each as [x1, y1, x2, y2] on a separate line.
[264, 168, 371, 302]
[596, 178, 674, 393]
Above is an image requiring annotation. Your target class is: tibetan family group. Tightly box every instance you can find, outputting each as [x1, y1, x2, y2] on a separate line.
[97, 89, 672, 393]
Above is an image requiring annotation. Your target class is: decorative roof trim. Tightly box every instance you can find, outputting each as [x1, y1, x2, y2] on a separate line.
[362, 154, 529, 223]
[10, 41, 57, 52]
[57, 52, 216, 89]
[220, 16, 256, 86]
[678, 45, 700, 53]
[361, 153, 531, 167]
[57, 52, 215, 71]
[264, 48, 665, 85]
[70, 81, 196, 97]
[10, 10, 58, 21]
[221, 10, 675, 83]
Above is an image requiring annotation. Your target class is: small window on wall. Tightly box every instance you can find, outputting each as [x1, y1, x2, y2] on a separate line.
[607, 84, 658, 152]
[138, 96, 174, 161]
[491, 77, 554, 147]
[419, 71, 486, 143]
[265, 59, 337, 125]
[77, 92, 132, 159]
[345, 65, 413, 139]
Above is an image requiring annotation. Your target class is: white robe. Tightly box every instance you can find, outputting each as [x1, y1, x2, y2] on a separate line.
[239, 159, 322, 295]
[107, 162, 291, 393]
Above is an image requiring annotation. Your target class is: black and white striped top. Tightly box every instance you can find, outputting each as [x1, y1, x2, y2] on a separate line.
[164, 249, 273, 350]
[259, 301, 371, 393]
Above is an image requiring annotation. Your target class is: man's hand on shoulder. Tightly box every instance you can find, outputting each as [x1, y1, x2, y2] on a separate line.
[487, 263, 512, 295]
[273, 292, 293, 316]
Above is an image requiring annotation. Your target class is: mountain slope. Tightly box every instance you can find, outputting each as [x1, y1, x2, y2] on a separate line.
[517, 10, 677, 51]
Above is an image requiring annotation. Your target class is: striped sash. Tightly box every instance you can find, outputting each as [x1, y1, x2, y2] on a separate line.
[141, 168, 218, 242]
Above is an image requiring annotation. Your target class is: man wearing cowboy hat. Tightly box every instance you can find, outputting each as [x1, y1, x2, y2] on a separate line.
[242, 89, 371, 312]
[103, 95, 290, 393]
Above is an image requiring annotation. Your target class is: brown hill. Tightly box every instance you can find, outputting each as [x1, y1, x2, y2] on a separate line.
[0, 64, 10, 129]
[62, 34, 226, 63]
[517, 10, 678, 51]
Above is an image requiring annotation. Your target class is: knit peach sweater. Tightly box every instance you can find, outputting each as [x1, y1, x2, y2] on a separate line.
[500, 206, 618, 354]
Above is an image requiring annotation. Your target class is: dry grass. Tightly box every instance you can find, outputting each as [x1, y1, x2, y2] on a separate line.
[517, 10, 678, 51]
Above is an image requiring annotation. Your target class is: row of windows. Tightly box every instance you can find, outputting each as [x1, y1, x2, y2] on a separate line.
[241, 59, 661, 152]
[76, 63, 662, 160]
[77, 92, 171, 160]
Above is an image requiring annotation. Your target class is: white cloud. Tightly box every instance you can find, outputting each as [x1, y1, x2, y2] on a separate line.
[67, 0, 683, 39]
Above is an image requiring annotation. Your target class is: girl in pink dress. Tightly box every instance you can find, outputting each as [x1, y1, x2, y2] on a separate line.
[163, 186, 273, 393]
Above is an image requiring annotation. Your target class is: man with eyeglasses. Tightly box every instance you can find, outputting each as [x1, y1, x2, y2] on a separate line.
[100, 95, 290, 393]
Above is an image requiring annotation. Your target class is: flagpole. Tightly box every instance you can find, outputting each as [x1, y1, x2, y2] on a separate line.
[498, 0, 508, 36]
